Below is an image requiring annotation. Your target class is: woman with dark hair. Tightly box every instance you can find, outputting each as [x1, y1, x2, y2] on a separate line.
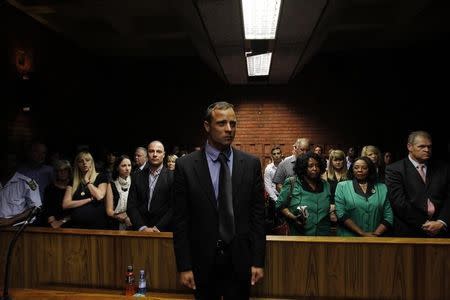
[105, 155, 132, 230]
[335, 156, 393, 237]
[276, 151, 331, 236]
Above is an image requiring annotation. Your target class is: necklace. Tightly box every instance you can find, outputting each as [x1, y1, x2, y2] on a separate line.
[80, 182, 88, 196]
[358, 182, 368, 193]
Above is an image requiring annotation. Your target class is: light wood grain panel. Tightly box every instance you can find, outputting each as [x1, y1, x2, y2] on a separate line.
[1, 227, 449, 299]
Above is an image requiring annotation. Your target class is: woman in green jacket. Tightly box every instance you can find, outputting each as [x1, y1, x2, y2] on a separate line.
[276, 151, 331, 236]
[335, 156, 393, 237]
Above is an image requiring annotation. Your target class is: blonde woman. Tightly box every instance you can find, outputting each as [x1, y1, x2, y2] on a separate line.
[166, 154, 178, 171]
[63, 151, 109, 229]
[105, 155, 132, 230]
[323, 149, 348, 223]
[361, 145, 385, 182]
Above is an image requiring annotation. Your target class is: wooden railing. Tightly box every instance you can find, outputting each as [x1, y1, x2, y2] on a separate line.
[1, 227, 449, 299]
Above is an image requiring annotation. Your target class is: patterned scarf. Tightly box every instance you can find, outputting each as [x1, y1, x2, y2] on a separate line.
[114, 176, 131, 214]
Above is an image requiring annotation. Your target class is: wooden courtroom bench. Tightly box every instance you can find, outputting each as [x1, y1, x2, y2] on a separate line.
[1, 227, 449, 299]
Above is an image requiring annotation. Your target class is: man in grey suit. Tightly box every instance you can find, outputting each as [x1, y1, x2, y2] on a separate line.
[385, 130, 449, 237]
[173, 101, 265, 299]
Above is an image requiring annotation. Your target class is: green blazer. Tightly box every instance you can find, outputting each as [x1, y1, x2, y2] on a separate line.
[335, 180, 393, 236]
[276, 177, 331, 236]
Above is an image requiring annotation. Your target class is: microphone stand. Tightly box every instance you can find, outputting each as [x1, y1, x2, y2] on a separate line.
[1, 208, 39, 300]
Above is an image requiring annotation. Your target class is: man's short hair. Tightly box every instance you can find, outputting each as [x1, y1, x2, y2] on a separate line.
[204, 101, 234, 122]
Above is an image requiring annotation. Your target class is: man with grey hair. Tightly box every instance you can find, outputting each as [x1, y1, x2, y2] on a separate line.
[272, 137, 310, 192]
[385, 130, 449, 237]
[133, 146, 149, 174]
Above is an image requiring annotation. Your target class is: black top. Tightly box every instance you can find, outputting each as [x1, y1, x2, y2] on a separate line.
[41, 183, 71, 226]
[69, 172, 109, 229]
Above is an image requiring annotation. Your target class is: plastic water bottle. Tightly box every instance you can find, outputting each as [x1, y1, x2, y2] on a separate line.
[137, 269, 147, 295]
[125, 265, 136, 296]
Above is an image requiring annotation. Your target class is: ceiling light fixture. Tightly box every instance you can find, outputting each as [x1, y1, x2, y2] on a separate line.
[246, 52, 272, 76]
[242, 0, 282, 40]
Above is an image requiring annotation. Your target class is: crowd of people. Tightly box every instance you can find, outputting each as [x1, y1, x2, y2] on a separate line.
[1, 101, 449, 299]
[264, 131, 449, 238]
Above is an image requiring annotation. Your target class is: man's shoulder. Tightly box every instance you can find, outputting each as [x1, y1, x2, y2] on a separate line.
[14, 173, 38, 191]
[386, 158, 407, 171]
[264, 162, 274, 171]
[178, 150, 203, 163]
[42, 164, 54, 173]
[278, 155, 294, 167]
[233, 148, 260, 163]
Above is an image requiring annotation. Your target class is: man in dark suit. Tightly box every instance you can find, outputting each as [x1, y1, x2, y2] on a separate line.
[385, 130, 449, 237]
[132, 146, 150, 174]
[127, 141, 173, 232]
[173, 101, 265, 299]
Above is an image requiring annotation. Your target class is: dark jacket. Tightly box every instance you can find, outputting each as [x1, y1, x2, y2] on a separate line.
[172, 149, 265, 284]
[127, 166, 174, 231]
[385, 158, 450, 237]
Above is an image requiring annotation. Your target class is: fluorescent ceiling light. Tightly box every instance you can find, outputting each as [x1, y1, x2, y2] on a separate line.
[246, 52, 272, 76]
[242, 0, 282, 39]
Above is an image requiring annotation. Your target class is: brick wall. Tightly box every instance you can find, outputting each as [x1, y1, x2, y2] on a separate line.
[233, 97, 347, 168]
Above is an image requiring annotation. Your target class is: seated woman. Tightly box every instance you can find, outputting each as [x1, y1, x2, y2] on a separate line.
[335, 156, 393, 237]
[276, 151, 331, 236]
[105, 155, 132, 230]
[42, 160, 72, 228]
[62, 151, 109, 229]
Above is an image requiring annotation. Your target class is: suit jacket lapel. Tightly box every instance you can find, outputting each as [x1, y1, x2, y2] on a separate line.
[425, 162, 433, 188]
[193, 151, 217, 210]
[143, 168, 150, 210]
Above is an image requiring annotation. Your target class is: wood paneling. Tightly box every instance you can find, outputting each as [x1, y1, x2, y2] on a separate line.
[1, 228, 449, 299]
[7, 288, 193, 299]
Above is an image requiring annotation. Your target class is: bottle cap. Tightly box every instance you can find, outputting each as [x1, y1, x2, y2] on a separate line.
[140, 270, 145, 275]
[127, 265, 133, 272]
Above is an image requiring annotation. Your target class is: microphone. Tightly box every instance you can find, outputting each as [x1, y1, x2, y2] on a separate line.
[11, 206, 41, 227]
[1, 206, 41, 300]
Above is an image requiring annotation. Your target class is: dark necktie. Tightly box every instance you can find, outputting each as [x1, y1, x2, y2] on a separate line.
[217, 152, 235, 243]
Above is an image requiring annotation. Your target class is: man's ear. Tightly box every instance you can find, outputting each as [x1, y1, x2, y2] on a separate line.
[204, 120, 210, 133]
[407, 143, 413, 152]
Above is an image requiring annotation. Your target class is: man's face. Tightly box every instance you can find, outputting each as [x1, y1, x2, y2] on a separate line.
[271, 149, 282, 164]
[204, 108, 236, 151]
[408, 135, 432, 163]
[31, 143, 47, 165]
[348, 147, 355, 157]
[134, 149, 147, 167]
[293, 142, 309, 157]
[148, 142, 165, 167]
[314, 146, 322, 155]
